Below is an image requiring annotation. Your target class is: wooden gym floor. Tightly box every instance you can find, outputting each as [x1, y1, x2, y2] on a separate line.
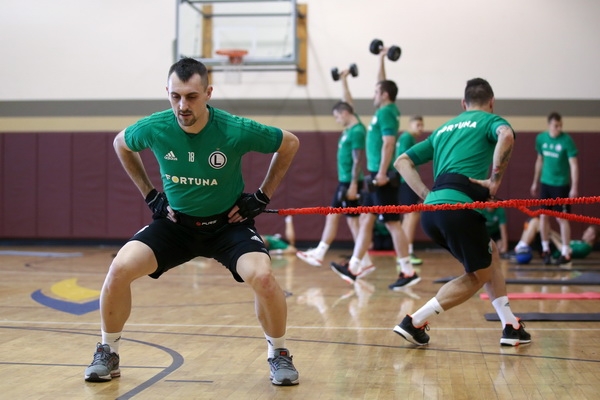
[1, 245, 599, 400]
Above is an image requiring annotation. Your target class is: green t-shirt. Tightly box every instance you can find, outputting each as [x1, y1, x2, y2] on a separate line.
[535, 131, 578, 186]
[264, 235, 289, 250]
[366, 103, 400, 172]
[337, 116, 366, 183]
[481, 208, 506, 235]
[396, 131, 417, 182]
[406, 110, 512, 205]
[570, 240, 592, 259]
[395, 131, 416, 158]
[125, 106, 282, 216]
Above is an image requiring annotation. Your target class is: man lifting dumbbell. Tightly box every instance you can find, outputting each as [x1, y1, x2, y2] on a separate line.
[369, 39, 402, 61]
[331, 39, 418, 291]
[331, 64, 358, 81]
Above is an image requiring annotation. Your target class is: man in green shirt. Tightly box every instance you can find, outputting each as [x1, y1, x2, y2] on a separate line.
[296, 68, 371, 270]
[330, 46, 416, 291]
[394, 78, 531, 347]
[531, 112, 579, 268]
[513, 218, 598, 260]
[84, 58, 300, 386]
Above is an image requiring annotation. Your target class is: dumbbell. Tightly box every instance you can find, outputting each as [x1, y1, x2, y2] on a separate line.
[331, 63, 359, 81]
[369, 39, 401, 61]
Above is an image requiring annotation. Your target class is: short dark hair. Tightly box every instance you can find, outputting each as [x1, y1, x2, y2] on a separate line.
[409, 115, 423, 123]
[168, 57, 209, 87]
[332, 101, 354, 114]
[547, 111, 562, 123]
[378, 80, 398, 102]
[464, 78, 494, 106]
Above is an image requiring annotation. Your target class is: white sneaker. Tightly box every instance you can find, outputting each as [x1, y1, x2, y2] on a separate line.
[296, 249, 323, 267]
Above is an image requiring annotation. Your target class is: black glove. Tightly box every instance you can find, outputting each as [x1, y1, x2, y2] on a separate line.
[236, 189, 270, 220]
[145, 189, 170, 220]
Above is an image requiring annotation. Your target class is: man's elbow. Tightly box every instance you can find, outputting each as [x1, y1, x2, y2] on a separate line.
[394, 154, 411, 173]
[279, 131, 300, 156]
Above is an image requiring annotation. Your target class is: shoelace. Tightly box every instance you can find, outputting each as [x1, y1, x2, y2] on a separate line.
[518, 321, 526, 330]
[270, 354, 296, 371]
[90, 347, 114, 366]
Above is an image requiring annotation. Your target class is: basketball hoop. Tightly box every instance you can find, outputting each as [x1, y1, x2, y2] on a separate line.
[216, 49, 248, 84]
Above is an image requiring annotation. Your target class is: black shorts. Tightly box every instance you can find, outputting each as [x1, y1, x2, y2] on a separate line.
[540, 183, 571, 212]
[362, 182, 401, 222]
[331, 182, 360, 218]
[399, 181, 420, 206]
[421, 209, 492, 272]
[130, 218, 269, 283]
[489, 230, 501, 242]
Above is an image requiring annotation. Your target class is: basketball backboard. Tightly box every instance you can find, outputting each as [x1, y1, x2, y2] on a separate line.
[175, 0, 300, 71]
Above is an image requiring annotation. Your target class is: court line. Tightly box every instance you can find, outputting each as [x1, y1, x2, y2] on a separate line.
[2, 320, 600, 331]
[0, 326, 184, 400]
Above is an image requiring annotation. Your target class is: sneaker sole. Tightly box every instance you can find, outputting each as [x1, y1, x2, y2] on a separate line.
[390, 276, 422, 291]
[410, 259, 423, 265]
[84, 369, 120, 382]
[330, 265, 355, 284]
[500, 338, 532, 347]
[393, 325, 429, 346]
[296, 252, 322, 267]
[270, 375, 300, 386]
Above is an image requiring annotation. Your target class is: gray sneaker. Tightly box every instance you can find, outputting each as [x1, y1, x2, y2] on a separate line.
[268, 348, 299, 386]
[84, 343, 120, 382]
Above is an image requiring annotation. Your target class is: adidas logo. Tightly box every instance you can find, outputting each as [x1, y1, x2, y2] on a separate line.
[164, 151, 178, 161]
[250, 235, 262, 243]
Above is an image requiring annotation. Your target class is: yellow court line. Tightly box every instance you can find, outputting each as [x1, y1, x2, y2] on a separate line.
[50, 278, 101, 301]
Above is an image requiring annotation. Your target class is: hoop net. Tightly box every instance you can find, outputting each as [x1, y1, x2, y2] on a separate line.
[216, 49, 248, 84]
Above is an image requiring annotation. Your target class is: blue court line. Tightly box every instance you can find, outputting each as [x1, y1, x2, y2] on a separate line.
[30, 290, 99, 315]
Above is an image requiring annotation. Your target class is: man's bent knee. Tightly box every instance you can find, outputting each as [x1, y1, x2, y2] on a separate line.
[108, 241, 158, 282]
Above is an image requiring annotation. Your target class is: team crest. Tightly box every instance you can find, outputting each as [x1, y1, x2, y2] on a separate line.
[209, 151, 227, 169]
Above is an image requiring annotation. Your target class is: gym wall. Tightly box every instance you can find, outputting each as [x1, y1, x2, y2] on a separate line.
[1, 0, 599, 244]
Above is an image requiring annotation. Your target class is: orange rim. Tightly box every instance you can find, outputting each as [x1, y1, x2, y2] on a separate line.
[215, 49, 248, 64]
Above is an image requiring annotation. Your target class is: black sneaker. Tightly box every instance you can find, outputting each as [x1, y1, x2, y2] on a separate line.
[84, 343, 120, 382]
[556, 255, 572, 269]
[393, 315, 430, 346]
[388, 272, 421, 291]
[542, 251, 552, 265]
[268, 348, 299, 386]
[330, 261, 358, 284]
[500, 320, 532, 346]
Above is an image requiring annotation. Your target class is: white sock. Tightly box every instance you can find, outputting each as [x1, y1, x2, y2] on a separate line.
[561, 245, 570, 257]
[315, 241, 330, 259]
[541, 240, 550, 252]
[265, 333, 286, 358]
[398, 256, 415, 276]
[102, 331, 122, 354]
[348, 256, 361, 275]
[515, 241, 528, 251]
[492, 296, 519, 328]
[411, 298, 444, 327]
[360, 253, 372, 268]
[408, 243, 414, 254]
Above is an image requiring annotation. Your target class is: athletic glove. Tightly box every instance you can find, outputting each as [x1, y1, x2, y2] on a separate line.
[145, 189, 170, 220]
[236, 188, 270, 220]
